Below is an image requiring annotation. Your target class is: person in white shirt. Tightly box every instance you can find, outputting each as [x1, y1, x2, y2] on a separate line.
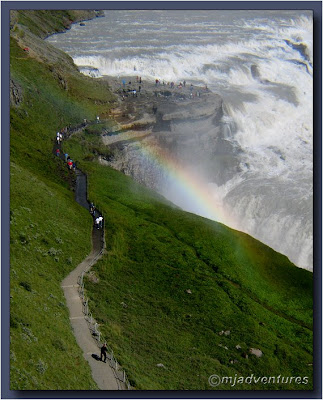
[98, 216, 103, 229]
[95, 217, 100, 230]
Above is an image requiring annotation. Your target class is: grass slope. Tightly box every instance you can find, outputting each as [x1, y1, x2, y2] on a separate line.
[64, 131, 313, 390]
[10, 11, 114, 389]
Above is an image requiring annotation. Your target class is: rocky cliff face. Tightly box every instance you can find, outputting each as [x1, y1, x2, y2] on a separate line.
[101, 79, 241, 191]
[10, 79, 23, 107]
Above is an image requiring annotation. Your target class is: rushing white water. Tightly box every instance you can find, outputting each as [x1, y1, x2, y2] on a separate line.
[47, 10, 313, 270]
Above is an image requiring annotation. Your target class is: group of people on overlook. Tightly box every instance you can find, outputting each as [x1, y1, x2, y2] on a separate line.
[119, 75, 209, 101]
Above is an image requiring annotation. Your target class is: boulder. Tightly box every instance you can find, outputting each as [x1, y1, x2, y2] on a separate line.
[249, 348, 263, 358]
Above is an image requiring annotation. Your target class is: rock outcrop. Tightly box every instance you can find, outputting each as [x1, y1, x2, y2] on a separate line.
[101, 78, 241, 192]
[10, 79, 23, 107]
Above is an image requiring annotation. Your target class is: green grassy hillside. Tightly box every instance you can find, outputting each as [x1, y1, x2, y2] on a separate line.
[64, 131, 313, 390]
[10, 9, 313, 391]
[9, 10, 114, 390]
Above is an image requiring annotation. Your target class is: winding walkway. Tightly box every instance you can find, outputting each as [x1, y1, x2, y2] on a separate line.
[53, 131, 123, 390]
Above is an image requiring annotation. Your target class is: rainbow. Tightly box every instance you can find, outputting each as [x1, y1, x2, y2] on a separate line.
[137, 142, 239, 230]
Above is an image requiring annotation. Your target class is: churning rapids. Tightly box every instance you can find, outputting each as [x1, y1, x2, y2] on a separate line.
[47, 10, 313, 270]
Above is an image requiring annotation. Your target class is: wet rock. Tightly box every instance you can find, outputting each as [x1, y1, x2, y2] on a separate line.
[250, 64, 261, 80]
[102, 76, 241, 191]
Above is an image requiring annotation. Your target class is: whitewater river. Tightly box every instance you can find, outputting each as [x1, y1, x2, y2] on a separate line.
[47, 10, 313, 270]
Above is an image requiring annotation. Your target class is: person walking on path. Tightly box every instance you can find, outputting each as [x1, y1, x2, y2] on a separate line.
[56, 148, 60, 157]
[64, 153, 69, 162]
[100, 343, 108, 363]
[98, 216, 103, 229]
[95, 217, 100, 230]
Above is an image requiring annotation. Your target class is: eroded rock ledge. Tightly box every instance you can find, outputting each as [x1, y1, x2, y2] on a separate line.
[100, 77, 241, 190]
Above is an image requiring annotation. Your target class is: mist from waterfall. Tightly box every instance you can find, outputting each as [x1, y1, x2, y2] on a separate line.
[47, 10, 313, 270]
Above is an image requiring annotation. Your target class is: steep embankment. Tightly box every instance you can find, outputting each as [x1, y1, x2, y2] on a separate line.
[65, 126, 313, 390]
[10, 10, 115, 390]
[10, 9, 313, 391]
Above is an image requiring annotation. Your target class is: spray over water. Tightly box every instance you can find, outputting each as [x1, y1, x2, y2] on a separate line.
[47, 10, 313, 270]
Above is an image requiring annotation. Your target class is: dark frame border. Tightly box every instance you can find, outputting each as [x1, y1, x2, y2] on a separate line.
[2, 1, 322, 399]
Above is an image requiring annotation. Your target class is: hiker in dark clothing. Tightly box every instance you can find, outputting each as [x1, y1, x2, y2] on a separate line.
[100, 343, 107, 362]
